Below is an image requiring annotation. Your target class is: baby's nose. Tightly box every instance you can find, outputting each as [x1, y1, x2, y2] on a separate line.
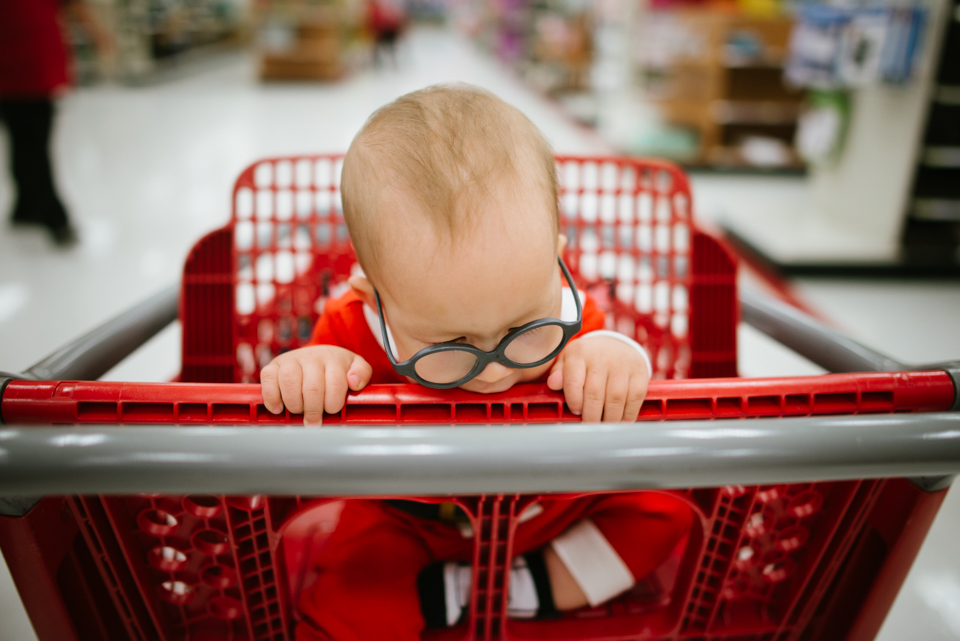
[473, 361, 512, 383]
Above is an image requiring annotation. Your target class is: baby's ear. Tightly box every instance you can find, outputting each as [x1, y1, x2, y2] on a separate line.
[557, 233, 568, 256]
[349, 272, 377, 309]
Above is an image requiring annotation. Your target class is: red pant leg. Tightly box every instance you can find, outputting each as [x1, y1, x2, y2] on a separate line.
[512, 493, 693, 605]
[586, 492, 694, 582]
[295, 500, 470, 641]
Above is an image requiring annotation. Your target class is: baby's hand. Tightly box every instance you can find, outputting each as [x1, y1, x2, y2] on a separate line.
[260, 346, 372, 425]
[546, 336, 649, 422]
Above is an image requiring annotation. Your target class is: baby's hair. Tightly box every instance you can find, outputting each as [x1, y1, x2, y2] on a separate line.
[341, 83, 558, 280]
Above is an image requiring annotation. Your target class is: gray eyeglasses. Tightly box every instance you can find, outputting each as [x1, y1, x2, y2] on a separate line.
[374, 257, 583, 389]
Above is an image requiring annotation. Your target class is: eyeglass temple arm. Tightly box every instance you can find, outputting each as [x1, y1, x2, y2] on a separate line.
[373, 290, 400, 366]
[558, 256, 582, 320]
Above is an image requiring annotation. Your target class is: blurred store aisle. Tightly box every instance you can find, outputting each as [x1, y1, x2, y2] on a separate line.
[1, 24, 958, 641]
[0, 26, 610, 377]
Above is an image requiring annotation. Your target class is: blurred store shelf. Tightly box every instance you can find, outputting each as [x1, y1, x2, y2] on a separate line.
[68, 0, 252, 86]
[1, 22, 960, 641]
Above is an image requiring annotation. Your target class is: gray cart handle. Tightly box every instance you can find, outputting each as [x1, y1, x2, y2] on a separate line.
[0, 413, 958, 496]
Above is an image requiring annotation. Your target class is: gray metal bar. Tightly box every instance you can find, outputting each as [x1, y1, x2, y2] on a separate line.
[740, 288, 906, 373]
[22, 283, 179, 381]
[1, 413, 958, 496]
[0, 279, 926, 384]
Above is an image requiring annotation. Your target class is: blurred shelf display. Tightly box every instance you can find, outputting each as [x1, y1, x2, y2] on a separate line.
[784, 4, 929, 90]
[68, 0, 252, 85]
[724, 0, 958, 276]
[920, 146, 960, 168]
[902, 0, 960, 267]
[255, 0, 400, 81]
[935, 84, 960, 103]
[256, 1, 346, 81]
[635, 11, 803, 169]
[465, 0, 593, 95]
[407, 0, 447, 23]
[454, 0, 805, 170]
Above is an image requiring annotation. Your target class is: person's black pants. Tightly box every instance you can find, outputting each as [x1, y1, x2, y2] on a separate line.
[0, 98, 69, 228]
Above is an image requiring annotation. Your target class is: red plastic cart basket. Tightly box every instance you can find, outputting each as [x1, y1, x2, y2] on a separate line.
[0, 155, 958, 641]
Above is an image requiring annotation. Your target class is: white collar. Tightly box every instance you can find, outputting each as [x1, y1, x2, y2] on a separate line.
[362, 287, 584, 359]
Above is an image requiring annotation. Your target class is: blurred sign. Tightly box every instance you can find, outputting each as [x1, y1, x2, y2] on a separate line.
[785, 4, 928, 89]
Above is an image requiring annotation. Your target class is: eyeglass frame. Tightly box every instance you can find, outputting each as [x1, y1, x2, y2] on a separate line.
[374, 256, 583, 389]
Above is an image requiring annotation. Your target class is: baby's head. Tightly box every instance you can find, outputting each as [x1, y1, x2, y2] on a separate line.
[343, 84, 566, 393]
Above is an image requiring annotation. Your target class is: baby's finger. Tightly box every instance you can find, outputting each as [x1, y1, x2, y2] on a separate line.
[560, 356, 586, 415]
[259, 361, 284, 414]
[549, 351, 565, 375]
[547, 361, 564, 390]
[300, 361, 326, 426]
[602, 374, 628, 423]
[346, 355, 373, 391]
[622, 374, 647, 422]
[277, 360, 305, 416]
[323, 363, 349, 417]
[547, 353, 565, 390]
[580, 368, 607, 423]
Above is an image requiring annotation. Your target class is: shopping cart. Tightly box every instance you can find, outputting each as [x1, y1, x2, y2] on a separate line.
[0, 155, 958, 641]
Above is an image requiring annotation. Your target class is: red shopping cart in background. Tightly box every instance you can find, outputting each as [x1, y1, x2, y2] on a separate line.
[0, 155, 957, 641]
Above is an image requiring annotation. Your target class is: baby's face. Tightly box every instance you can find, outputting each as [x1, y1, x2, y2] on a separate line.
[372, 185, 561, 394]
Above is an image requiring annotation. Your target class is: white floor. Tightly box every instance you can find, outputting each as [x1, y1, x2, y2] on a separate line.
[1, 26, 958, 641]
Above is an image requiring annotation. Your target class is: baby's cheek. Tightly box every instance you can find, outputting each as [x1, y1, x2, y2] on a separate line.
[515, 361, 554, 383]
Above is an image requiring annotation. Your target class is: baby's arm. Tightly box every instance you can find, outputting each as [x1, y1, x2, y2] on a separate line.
[546, 334, 650, 422]
[260, 345, 372, 425]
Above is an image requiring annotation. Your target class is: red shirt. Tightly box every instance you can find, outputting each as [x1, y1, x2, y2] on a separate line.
[309, 288, 606, 384]
[368, 0, 405, 34]
[0, 0, 70, 98]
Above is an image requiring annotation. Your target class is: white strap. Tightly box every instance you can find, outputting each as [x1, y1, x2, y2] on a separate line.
[362, 300, 399, 360]
[507, 557, 539, 619]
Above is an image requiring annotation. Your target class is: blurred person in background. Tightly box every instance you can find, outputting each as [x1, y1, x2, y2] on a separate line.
[0, 0, 114, 247]
[368, 0, 407, 69]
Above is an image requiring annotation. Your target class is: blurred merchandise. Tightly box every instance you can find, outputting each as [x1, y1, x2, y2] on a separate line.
[632, 122, 702, 160]
[635, 11, 803, 168]
[407, 0, 447, 22]
[739, 134, 793, 165]
[457, 0, 593, 94]
[67, 0, 251, 84]
[785, 4, 928, 90]
[902, 0, 960, 267]
[794, 89, 849, 166]
[449, 1, 808, 169]
[526, 8, 593, 94]
[255, 0, 401, 81]
[256, 1, 346, 80]
[737, 0, 782, 19]
[67, 0, 119, 85]
[722, 0, 956, 276]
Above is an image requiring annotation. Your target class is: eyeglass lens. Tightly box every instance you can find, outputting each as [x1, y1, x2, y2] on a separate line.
[503, 324, 565, 364]
[413, 349, 479, 384]
[412, 323, 566, 384]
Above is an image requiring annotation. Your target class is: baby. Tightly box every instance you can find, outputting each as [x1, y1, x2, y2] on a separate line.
[260, 84, 692, 640]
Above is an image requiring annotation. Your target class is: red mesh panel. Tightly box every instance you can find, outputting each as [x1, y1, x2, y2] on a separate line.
[182, 228, 235, 384]
[223, 155, 733, 383]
